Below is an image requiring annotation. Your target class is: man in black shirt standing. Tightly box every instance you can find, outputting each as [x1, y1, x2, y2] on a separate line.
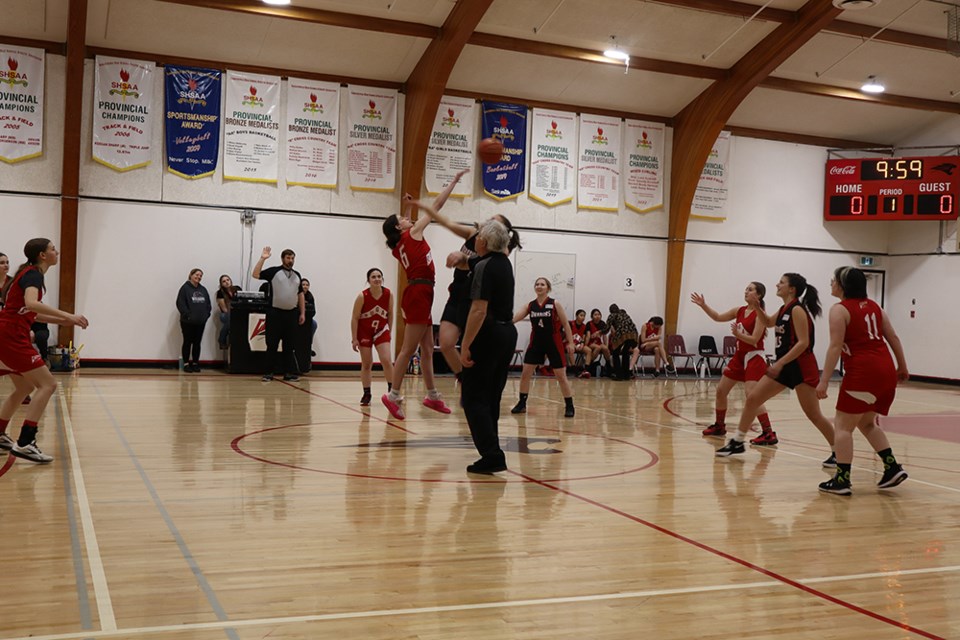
[253, 246, 305, 382]
[459, 220, 517, 474]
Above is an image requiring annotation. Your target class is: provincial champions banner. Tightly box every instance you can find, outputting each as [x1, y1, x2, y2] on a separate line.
[285, 79, 339, 188]
[481, 101, 526, 200]
[0, 45, 44, 163]
[425, 95, 475, 197]
[577, 114, 621, 211]
[164, 65, 221, 179]
[347, 86, 397, 192]
[692, 130, 732, 219]
[624, 120, 665, 213]
[223, 71, 280, 183]
[93, 56, 155, 171]
[528, 109, 575, 207]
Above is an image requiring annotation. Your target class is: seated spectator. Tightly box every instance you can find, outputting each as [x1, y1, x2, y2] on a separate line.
[568, 308, 594, 378]
[216, 275, 241, 349]
[630, 316, 675, 376]
[300, 278, 317, 351]
[585, 308, 612, 376]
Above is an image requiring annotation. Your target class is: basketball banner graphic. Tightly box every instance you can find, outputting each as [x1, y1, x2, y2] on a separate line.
[624, 119, 665, 213]
[164, 65, 221, 179]
[0, 45, 44, 163]
[285, 78, 339, 188]
[425, 95, 475, 197]
[577, 114, 621, 211]
[692, 131, 731, 219]
[528, 108, 576, 207]
[93, 56, 156, 171]
[223, 71, 280, 183]
[481, 100, 527, 200]
[346, 86, 397, 192]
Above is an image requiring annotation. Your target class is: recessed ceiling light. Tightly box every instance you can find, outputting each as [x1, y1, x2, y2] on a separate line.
[602, 36, 630, 62]
[262, 0, 291, 6]
[861, 75, 885, 94]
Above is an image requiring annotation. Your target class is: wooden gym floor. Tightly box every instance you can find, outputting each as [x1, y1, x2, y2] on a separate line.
[0, 369, 958, 639]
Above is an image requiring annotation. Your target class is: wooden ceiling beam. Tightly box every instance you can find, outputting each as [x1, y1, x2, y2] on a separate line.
[761, 76, 960, 114]
[0, 35, 65, 55]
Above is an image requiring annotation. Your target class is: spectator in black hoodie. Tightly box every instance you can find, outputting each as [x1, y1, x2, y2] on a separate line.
[175, 268, 211, 372]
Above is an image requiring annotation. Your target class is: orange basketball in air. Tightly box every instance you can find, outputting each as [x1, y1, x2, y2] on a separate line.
[478, 138, 504, 164]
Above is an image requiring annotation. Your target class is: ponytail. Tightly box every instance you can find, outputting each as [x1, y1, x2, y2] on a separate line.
[382, 215, 402, 250]
[493, 214, 522, 252]
[784, 272, 821, 318]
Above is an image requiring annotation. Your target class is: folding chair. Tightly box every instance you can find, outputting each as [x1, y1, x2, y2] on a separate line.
[666, 335, 695, 375]
[695, 335, 725, 377]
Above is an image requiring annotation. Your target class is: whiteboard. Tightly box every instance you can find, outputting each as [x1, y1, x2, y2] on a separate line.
[513, 250, 577, 324]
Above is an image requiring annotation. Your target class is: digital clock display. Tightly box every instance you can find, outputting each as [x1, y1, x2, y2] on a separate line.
[824, 156, 960, 221]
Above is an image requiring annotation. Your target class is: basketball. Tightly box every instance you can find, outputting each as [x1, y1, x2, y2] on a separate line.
[478, 138, 504, 164]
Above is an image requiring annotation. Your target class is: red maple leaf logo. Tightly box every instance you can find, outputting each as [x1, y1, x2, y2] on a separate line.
[447, 108, 454, 118]
[597, 127, 604, 136]
[249, 86, 257, 96]
[7, 58, 17, 71]
[120, 69, 130, 83]
[310, 93, 317, 103]
[369, 100, 376, 110]
[187, 78, 198, 91]
[499, 116, 508, 128]
[551, 121, 557, 130]
[641, 131, 648, 141]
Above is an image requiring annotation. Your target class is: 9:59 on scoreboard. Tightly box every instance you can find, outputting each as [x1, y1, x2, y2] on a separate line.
[824, 156, 960, 221]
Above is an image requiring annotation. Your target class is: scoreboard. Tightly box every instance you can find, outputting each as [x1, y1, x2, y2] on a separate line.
[824, 156, 960, 221]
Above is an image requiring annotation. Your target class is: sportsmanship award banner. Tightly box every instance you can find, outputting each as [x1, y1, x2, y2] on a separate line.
[285, 79, 339, 188]
[347, 86, 397, 192]
[577, 114, 621, 211]
[224, 70, 280, 183]
[164, 65, 221, 179]
[93, 56, 155, 171]
[528, 109, 575, 207]
[692, 130, 731, 219]
[425, 95, 475, 197]
[0, 46, 44, 163]
[481, 101, 527, 200]
[624, 120, 665, 213]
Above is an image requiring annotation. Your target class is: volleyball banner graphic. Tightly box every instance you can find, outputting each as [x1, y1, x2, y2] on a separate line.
[692, 130, 731, 219]
[577, 114, 621, 211]
[285, 78, 339, 188]
[0, 45, 44, 163]
[528, 108, 576, 207]
[223, 70, 281, 183]
[624, 119, 665, 213]
[346, 86, 398, 192]
[93, 55, 156, 171]
[164, 65, 221, 179]
[425, 95, 475, 197]
[481, 100, 527, 200]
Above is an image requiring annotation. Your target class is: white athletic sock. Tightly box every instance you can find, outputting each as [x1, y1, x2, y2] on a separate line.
[734, 431, 749, 443]
[426, 389, 441, 400]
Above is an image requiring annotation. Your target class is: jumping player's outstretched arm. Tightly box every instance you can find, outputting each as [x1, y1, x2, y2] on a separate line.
[690, 292, 737, 322]
[406, 199, 459, 240]
[432, 169, 470, 214]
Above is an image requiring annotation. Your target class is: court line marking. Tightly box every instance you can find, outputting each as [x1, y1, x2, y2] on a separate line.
[58, 389, 117, 632]
[3, 563, 958, 640]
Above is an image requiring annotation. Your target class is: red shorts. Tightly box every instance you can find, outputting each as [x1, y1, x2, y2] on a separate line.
[0, 328, 45, 375]
[722, 350, 767, 383]
[401, 283, 434, 325]
[773, 351, 820, 390]
[836, 369, 897, 415]
[358, 328, 391, 348]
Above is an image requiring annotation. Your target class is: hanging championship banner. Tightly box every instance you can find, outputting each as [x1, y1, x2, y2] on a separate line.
[624, 120, 665, 213]
[528, 109, 575, 207]
[164, 65, 221, 179]
[223, 70, 280, 183]
[285, 78, 339, 188]
[692, 131, 732, 219]
[577, 114, 622, 211]
[425, 95, 475, 197]
[347, 86, 397, 192]
[481, 101, 527, 200]
[0, 46, 44, 163]
[93, 56, 155, 171]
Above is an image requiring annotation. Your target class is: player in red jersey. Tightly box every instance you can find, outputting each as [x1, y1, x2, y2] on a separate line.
[716, 273, 835, 464]
[816, 266, 908, 495]
[0, 239, 88, 463]
[380, 199, 460, 420]
[568, 309, 593, 378]
[510, 278, 576, 418]
[691, 284, 775, 439]
[585, 308, 612, 375]
[629, 315, 675, 377]
[351, 267, 395, 407]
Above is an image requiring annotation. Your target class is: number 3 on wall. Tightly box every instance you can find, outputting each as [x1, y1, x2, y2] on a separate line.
[624, 276, 635, 291]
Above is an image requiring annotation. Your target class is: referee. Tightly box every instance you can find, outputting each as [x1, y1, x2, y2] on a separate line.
[459, 219, 516, 474]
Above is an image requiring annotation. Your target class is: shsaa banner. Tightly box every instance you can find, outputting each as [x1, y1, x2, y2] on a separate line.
[425, 95, 475, 197]
[528, 108, 576, 207]
[0, 45, 44, 163]
[223, 70, 281, 183]
[93, 56, 155, 171]
[285, 79, 339, 188]
[692, 130, 732, 219]
[164, 65, 221, 179]
[624, 120, 665, 213]
[577, 114, 622, 211]
[481, 101, 526, 200]
[347, 86, 397, 192]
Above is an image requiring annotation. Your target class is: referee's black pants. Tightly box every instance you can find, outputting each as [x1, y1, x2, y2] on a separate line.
[461, 322, 518, 465]
[265, 307, 300, 375]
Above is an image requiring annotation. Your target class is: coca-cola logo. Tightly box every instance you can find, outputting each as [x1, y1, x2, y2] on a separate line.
[830, 165, 856, 175]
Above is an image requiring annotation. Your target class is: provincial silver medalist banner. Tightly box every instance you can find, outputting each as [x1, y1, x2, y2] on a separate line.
[624, 120, 665, 213]
[224, 70, 281, 183]
[692, 131, 731, 219]
[93, 55, 155, 171]
[578, 114, 621, 211]
[0, 45, 44, 163]
[285, 79, 339, 188]
[347, 86, 398, 192]
[529, 108, 575, 207]
[425, 95, 474, 197]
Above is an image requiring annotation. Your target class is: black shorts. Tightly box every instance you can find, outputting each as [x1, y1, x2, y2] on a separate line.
[523, 335, 566, 368]
[773, 352, 820, 389]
